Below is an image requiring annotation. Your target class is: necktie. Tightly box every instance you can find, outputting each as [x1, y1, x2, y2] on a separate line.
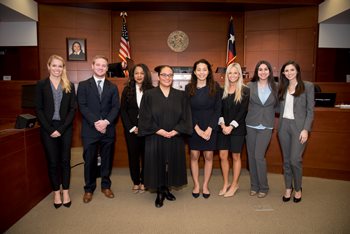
[97, 80, 102, 99]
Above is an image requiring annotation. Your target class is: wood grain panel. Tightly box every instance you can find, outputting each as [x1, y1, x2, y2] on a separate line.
[0, 81, 37, 121]
[38, 5, 111, 83]
[0, 127, 49, 233]
[111, 10, 244, 71]
[296, 28, 316, 50]
[279, 7, 318, 29]
[279, 29, 297, 50]
[245, 9, 279, 31]
[245, 6, 317, 81]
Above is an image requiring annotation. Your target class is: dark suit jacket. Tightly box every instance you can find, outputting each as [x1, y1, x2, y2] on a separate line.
[220, 86, 250, 136]
[35, 78, 77, 135]
[77, 77, 120, 138]
[120, 85, 139, 132]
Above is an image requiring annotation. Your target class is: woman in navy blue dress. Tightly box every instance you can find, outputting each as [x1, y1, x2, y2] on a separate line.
[217, 62, 249, 198]
[185, 59, 221, 198]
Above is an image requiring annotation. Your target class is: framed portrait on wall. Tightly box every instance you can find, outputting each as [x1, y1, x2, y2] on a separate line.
[66, 38, 87, 61]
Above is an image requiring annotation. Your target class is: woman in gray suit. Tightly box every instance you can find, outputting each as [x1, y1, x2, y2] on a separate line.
[278, 61, 314, 203]
[246, 61, 278, 198]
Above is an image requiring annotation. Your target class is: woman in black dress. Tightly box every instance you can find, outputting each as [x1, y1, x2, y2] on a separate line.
[120, 64, 153, 193]
[217, 62, 249, 198]
[138, 65, 192, 208]
[36, 55, 76, 208]
[185, 59, 221, 199]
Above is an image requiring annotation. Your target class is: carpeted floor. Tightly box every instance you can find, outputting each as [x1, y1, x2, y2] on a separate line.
[6, 148, 350, 234]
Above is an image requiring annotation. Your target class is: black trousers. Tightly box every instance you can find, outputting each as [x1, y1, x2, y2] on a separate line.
[82, 135, 115, 193]
[124, 131, 145, 185]
[40, 121, 72, 191]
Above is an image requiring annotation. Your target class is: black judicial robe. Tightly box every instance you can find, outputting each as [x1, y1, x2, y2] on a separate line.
[138, 86, 192, 190]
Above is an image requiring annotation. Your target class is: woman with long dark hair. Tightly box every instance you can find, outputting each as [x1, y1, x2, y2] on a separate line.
[185, 59, 221, 199]
[120, 63, 153, 193]
[246, 60, 278, 198]
[278, 60, 314, 203]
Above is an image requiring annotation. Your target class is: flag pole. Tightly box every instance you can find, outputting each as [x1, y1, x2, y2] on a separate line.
[118, 11, 130, 63]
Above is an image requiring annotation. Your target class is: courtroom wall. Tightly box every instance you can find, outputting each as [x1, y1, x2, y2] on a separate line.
[38, 5, 111, 83]
[38, 5, 319, 82]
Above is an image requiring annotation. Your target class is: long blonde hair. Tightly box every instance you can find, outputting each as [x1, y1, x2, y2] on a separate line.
[47, 54, 71, 93]
[222, 62, 246, 103]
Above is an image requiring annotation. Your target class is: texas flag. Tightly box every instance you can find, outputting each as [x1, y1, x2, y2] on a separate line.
[226, 17, 237, 66]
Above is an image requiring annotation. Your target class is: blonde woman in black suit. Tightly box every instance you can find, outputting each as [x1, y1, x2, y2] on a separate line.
[120, 64, 153, 193]
[278, 61, 314, 203]
[245, 61, 278, 198]
[217, 62, 250, 198]
[36, 55, 77, 208]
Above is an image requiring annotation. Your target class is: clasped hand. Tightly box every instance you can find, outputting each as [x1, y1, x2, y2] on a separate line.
[221, 124, 233, 135]
[156, 129, 178, 138]
[50, 130, 61, 138]
[196, 126, 212, 141]
[95, 120, 108, 134]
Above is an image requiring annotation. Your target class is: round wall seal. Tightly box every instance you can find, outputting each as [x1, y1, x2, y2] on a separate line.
[167, 30, 189, 52]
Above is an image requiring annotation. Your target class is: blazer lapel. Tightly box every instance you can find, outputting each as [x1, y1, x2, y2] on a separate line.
[44, 78, 54, 104]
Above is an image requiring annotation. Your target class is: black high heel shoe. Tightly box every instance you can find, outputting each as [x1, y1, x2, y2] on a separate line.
[54, 203, 62, 209]
[192, 192, 200, 198]
[63, 201, 72, 208]
[293, 188, 302, 203]
[202, 193, 210, 199]
[282, 188, 293, 202]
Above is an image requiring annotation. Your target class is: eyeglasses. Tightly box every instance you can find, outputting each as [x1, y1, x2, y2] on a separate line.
[160, 73, 174, 78]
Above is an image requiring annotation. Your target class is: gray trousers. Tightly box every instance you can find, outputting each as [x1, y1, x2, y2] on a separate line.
[278, 118, 306, 192]
[246, 127, 272, 193]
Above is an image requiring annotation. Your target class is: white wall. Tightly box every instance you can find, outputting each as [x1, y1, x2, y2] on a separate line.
[318, 0, 350, 48]
[319, 24, 350, 48]
[0, 22, 37, 46]
[0, 0, 38, 46]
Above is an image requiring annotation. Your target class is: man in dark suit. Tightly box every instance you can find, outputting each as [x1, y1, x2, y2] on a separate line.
[77, 55, 120, 203]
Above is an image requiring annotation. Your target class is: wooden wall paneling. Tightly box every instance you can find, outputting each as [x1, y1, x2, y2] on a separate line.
[316, 48, 337, 82]
[279, 29, 297, 50]
[38, 5, 111, 83]
[0, 131, 27, 233]
[111, 11, 244, 70]
[24, 128, 51, 206]
[0, 81, 37, 122]
[0, 127, 50, 233]
[0, 47, 39, 81]
[245, 9, 279, 31]
[279, 7, 318, 29]
[245, 6, 318, 81]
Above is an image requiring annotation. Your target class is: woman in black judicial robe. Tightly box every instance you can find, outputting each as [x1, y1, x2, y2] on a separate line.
[138, 65, 192, 208]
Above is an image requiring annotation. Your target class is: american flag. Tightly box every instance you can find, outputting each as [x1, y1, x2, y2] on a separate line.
[119, 12, 131, 62]
[226, 17, 237, 66]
